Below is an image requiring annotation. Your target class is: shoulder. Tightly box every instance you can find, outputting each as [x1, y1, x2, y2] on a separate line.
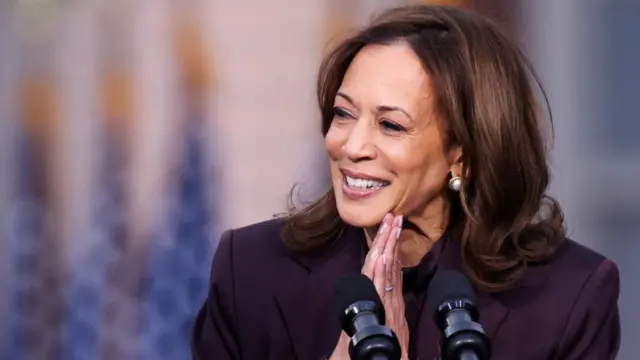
[219, 217, 286, 249]
[214, 218, 292, 270]
[514, 238, 619, 301]
[503, 238, 619, 331]
[492, 239, 620, 356]
[212, 217, 328, 290]
[538, 238, 619, 288]
[547, 240, 621, 357]
[555, 237, 619, 305]
[498, 238, 620, 321]
[215, 217, 342, 270]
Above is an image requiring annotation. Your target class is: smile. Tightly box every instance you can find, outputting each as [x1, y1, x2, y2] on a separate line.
[341, 171, 390, 200]
[345, 175, 389, 189]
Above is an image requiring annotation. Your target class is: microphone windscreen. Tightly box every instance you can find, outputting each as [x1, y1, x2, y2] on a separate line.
[332, 273, 383, 325]
[427, 269, 476, 316]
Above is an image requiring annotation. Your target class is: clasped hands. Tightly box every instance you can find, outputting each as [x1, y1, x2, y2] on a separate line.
[329, 213, 409, 360]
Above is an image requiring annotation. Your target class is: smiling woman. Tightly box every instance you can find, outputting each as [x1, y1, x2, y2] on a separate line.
[192, 4, 620, 360]
[283, 6, 558, 290]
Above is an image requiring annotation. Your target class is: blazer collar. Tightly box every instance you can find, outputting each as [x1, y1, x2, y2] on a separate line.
[275, 225, 364, 360]
[275, 225, 509, 360]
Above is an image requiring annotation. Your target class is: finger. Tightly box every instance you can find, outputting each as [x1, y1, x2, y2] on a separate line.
[393, 217, 403, 285]
[377, 216, 400, 301]
[391, 258, 404, 309]
[373, 244, 387, 297]
[383, 215, 403, 291]
[362, 213, 393, 278]
[362, 213, 391, 277]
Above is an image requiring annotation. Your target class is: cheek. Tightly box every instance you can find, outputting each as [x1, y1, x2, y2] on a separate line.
[387, 142, 448, 186]
[324, 126, 344, 160]
[383, 144, 427, 173]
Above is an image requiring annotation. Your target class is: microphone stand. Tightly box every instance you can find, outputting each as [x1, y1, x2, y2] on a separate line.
[349, 325, 401, 360]
[459, 349, 480, 360]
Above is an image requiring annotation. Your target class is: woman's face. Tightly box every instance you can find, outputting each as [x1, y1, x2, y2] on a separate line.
[325, 43, 462, 228]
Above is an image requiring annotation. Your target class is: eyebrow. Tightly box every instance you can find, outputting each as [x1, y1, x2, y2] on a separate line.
[336, 91, 414, 122]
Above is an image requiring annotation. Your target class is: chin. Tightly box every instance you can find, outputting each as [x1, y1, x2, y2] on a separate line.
[337, 207, 385, 228]
[334, 194, 390, 228]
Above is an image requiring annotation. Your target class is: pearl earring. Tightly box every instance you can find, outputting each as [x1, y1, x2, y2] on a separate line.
[449, 176, 462, 192]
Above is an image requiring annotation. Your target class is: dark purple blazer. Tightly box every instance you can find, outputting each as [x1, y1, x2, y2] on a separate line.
[191, 219, 620, 360]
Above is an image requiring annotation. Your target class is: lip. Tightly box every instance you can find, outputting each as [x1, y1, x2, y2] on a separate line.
[340, 168, 390, 201]
[340, 168, 389, 183]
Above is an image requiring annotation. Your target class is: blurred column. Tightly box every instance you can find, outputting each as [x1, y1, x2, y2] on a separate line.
[10, 1, 66, 359]
[127, 0, 178, 251]
[201, 0, 328, 229]
[141, 2, 218, 359]
[522, 0, 593, 244]
[97, 1, 179, 359]
[55, 1, 136, 359]
[50, 3, 103, 360]
[52, 0, 100, 255]
[15, 68, 59, 360]
[192, 0, 223, 236]
[0, 3, 20, 358]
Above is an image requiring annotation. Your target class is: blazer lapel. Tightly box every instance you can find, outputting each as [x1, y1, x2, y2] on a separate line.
[476, 291, 509, 339]
[275, 226, 365, 360]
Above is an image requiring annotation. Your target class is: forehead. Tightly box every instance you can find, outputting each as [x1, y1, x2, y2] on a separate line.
[338, 43, 432, 109]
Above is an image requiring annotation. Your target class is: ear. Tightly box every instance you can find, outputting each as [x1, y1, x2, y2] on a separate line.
[448, 145, 464, 178]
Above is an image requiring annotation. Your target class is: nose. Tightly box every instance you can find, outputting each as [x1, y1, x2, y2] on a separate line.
[342, 119, 376, 161]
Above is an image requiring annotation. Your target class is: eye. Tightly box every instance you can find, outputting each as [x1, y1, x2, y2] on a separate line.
[332, 107, 352, 119]
[380, 119, 406, 133]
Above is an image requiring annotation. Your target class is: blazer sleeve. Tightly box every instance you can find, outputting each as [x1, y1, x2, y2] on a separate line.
[554, 259, 621, 360]
[191, 230, 241, 360]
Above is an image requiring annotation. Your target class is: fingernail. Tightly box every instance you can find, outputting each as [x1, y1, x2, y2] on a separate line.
[398, 215, 403, 228]
[396, 227, 402, 239]
[370, 249, 379, 260]
[382, 253, 387, 265]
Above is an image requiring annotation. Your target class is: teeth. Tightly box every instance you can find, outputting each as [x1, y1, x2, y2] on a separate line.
[345, 176, 388, 189]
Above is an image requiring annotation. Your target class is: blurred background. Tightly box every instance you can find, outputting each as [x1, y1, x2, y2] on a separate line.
[0, 0, 637, 359]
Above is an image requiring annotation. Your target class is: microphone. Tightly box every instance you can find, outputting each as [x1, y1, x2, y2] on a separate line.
[332, 273, 401, 360]
[427, 270, 491, 360]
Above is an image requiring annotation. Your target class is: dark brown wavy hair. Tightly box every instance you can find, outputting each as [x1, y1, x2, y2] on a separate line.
[281, 4, 565, 291]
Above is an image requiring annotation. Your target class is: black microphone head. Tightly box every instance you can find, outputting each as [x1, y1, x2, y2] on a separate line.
[332, 273, 384, 332]
[427, 269, 477, 317]
[428, 270, 491, 359]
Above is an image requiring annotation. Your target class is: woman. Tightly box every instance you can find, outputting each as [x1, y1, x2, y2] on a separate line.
[191, 4, 620, 360]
